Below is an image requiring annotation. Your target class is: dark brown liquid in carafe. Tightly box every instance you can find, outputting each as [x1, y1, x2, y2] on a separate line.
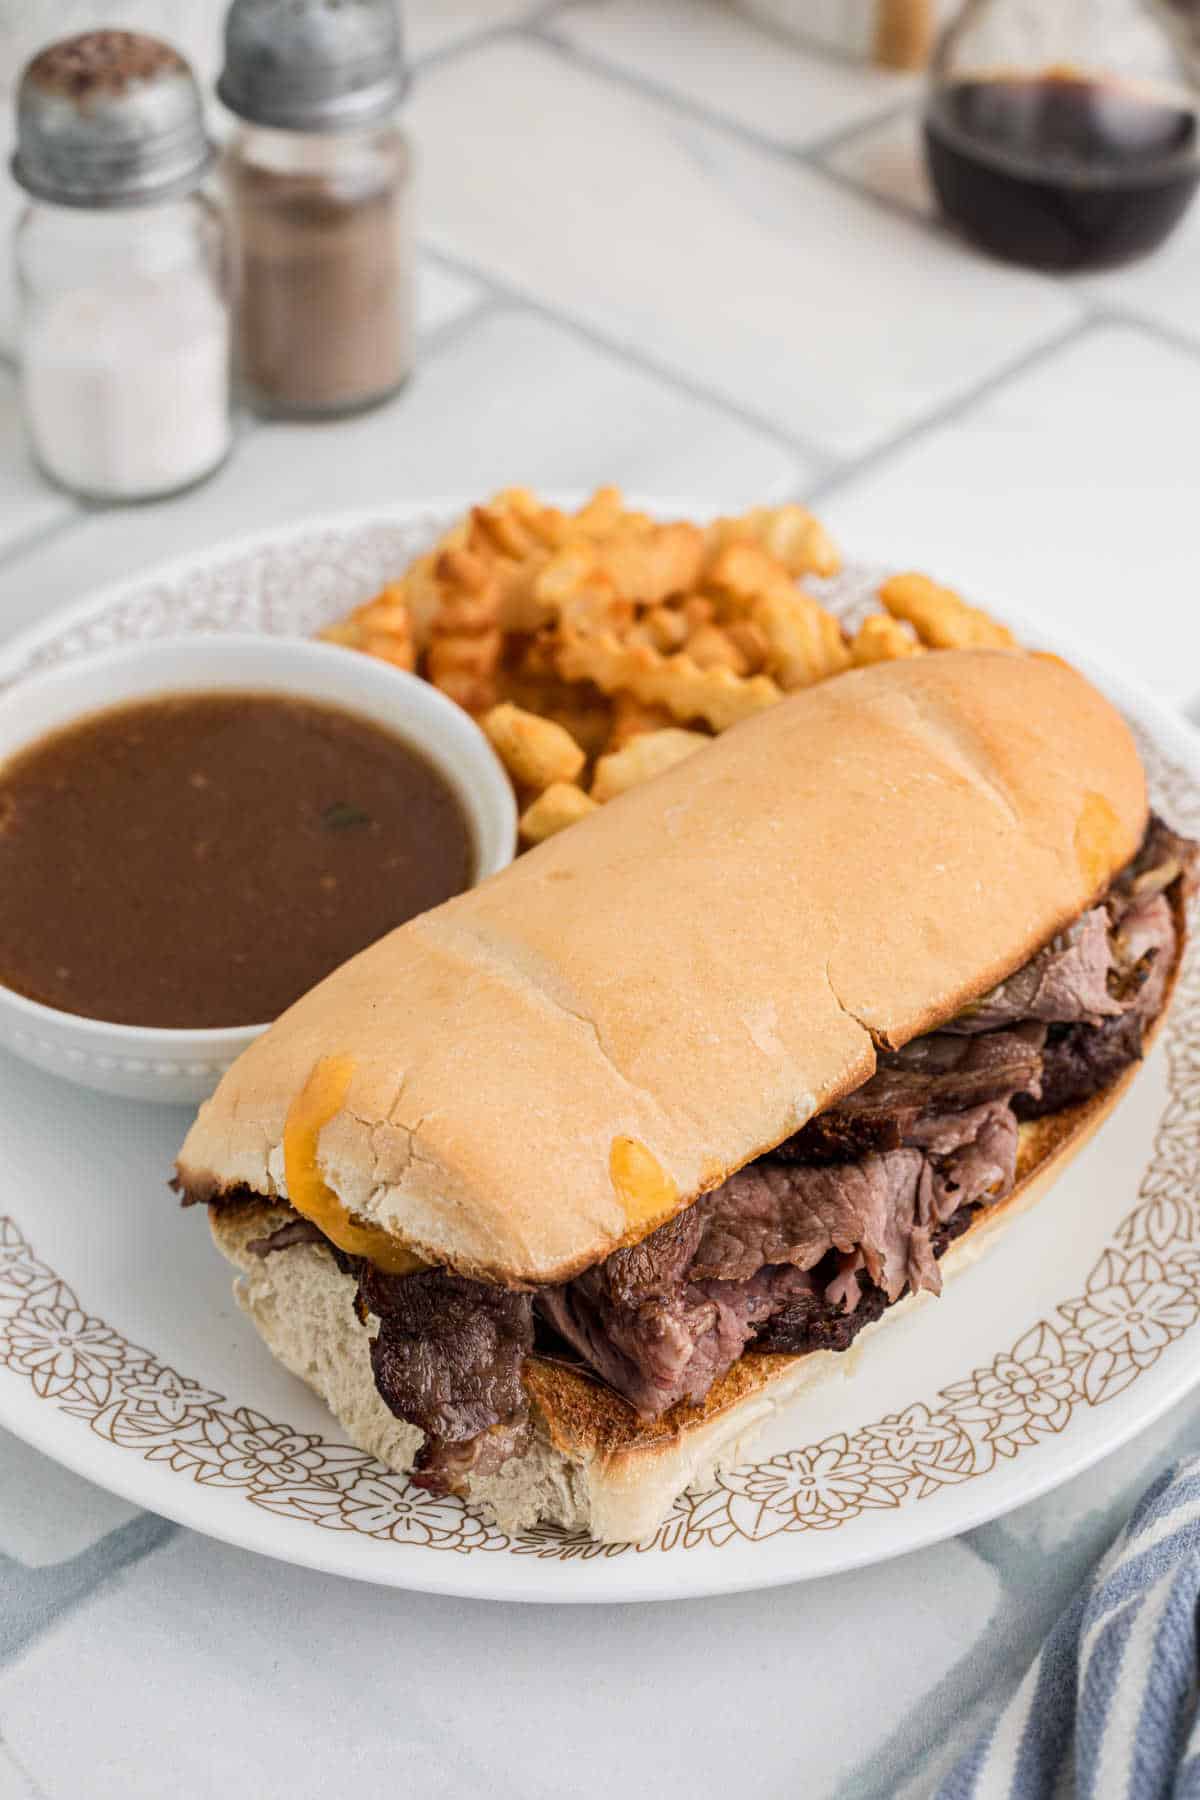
[925, 72, 1200, 270]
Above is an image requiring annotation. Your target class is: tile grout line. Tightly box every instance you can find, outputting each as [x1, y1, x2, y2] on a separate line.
[353, 9, 1200, 478]
[0, 1512, 179, 1673]
[0, 1732, 50, 1800]
[410, 7, 929, 208]
[517, 23, 1200, 389]
[409, 14, 955, 282]
[809, 155, 1200, 384]
[6, 41, 1195, 584]
[417, 290, 505, 362]
[425, 20, 1200, 382]
[0, 410, 268, 578]
[799, 303, 1200, 514]
[408, 20, 1125, 484]
[1084, 300, 1200, 370]
[806, 143, 952, 239]
[408, 18, 865, 467]
[416, 243, 838, 475]
[799, 311, 1099, 508]
[796, 95, 922, 169]
[520, 16, 1013, 271]
[0, 508, 84, 578]
[407, 1, 578, 77]
[526, 16, 918, 180]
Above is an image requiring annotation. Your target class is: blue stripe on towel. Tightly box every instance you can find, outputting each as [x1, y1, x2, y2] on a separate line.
[937, 1454, 1200, 1799]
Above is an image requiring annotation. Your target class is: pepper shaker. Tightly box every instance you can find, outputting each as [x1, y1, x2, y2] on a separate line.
[220, 0, 414, 418]
[10, 32, 232, 503]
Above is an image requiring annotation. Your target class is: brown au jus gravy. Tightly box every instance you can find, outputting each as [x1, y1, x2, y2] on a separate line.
[0, 691, 474, 1029]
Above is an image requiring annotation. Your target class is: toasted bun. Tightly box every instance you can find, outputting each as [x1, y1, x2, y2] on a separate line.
[180, 650, 1146, 1285]
[209, 1016, 1169, 1543]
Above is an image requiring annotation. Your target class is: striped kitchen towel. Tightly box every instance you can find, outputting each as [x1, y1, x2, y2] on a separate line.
[940, 1454, 1200, 1799]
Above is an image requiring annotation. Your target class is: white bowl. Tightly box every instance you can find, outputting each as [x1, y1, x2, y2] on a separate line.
[0, 636, 517, 1105]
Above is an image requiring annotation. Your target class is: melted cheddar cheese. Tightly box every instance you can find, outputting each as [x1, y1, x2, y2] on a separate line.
[609, 1135, 678, 1234]
[283, 1055, 425, 1275]
[1076, 791, 1123, 896]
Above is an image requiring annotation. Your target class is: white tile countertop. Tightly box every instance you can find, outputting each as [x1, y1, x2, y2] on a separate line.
[2, 4, 1200, 1796]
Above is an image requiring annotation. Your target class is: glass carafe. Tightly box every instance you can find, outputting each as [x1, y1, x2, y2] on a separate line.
[924, 0, 1200, 269]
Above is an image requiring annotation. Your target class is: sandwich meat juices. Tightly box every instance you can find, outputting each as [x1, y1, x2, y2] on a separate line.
[176, 650, 1197, 1543]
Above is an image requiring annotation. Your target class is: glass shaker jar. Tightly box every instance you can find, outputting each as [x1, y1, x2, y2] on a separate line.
[11, 32, 232, 503]
[219, 0, 414, 419]
[924, 0, 1200, 269]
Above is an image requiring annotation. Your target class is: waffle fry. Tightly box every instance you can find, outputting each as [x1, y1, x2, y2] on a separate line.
[573, 485, 635, 539]
[639, 605, 689, 655]
[394, 490, 571, 646]
[320, 582, 416, 671]
[469, 488, 567, 561]
[483, 703, 586, 793]
[707, 504, 841, 580]
[750, 589, 850, 690]
[591, 728, 709, 803]
[531, 542, 630, 638]
[851, 614, 922, 666]
[725, 618, 770, 674]
[427, 626, 504, 716]
[684, 622, 750, 675]
[401, 546, 463, 646]
[606, 694, 677, 750]
[703, 544, 847, 687]
[557, 630, 782, 733]
[596, 521, 706, 606]
[519, 782, 597, 845]
[880, 573, 1016, 651]
[430, 548, 503, 636]
[497, 645, 614, 760]
[541, 695, 614, 761]
[320, 487, 1020, 853]
[704, 541, 786, 614]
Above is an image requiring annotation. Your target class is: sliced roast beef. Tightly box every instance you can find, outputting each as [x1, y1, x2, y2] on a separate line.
[1018, 891, 1177, 1120]
[754, 1203, 982, 1357]
[408, 1416, 533, 1496]
[1018, 1015, 1145, 1120]
[247, 1217, 328, 1256]
[524, 821, 1194, 1427]
[946, 908, 1120, 1034]
[238, 811, 1193, 1493]
[538, 1259, 816, 1419]
[947, 814, 1195, 1037]
[1112, 815, 1200, 915]
[754, 1274, 890, 1358]
[541, 1098, 1019, 1418]
[781, 1025, 1044, 1159]
[356, 1265, 533, 1496]
[1112, 892, 1175, 1012]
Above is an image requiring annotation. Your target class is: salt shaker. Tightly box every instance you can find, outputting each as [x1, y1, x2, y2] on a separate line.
[11, 32, 232, 503]
[220, 0, 414, 418]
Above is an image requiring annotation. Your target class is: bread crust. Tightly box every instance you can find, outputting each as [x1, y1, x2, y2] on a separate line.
[180, 650, 1147, 1286]
[209, 891, 1183, 1544]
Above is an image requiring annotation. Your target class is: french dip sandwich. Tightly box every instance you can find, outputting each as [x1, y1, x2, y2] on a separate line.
[176, 649, 1197, 1543]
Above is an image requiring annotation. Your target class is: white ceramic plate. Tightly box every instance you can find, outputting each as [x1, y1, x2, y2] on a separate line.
[1, 501, 1198, 1605]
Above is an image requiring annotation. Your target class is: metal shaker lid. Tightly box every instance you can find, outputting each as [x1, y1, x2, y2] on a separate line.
[11, 31, 215, 208]
[218, 0, 407, 133]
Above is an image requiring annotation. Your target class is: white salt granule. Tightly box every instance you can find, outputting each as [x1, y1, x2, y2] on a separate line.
[23, 268, 231, 500]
